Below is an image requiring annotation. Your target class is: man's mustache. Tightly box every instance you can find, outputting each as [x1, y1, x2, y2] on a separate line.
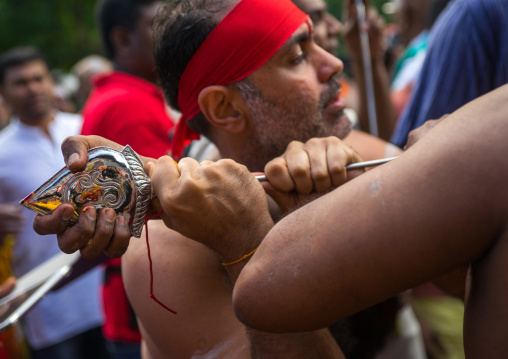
[320, 74, 342, 109]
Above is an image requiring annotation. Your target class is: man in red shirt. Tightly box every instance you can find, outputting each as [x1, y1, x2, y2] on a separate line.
[80, 0, 173, 357]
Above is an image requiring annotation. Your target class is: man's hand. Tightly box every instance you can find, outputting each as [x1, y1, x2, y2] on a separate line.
[0, 203, 25, 238]
[33, 135, 156, 260]
[404, 116, 448, 150]
[344, 0, 386, 62]
[261, 137, 364, 213]
[149, 157, 274, 264]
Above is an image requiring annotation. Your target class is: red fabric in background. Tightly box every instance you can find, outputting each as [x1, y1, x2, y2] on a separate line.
[82, 72, 174, 159]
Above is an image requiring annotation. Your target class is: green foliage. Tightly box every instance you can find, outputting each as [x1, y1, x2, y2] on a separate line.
[0, 0, 393, 73]
[0, 0, 102, 71]
[326, 0, 394, 24]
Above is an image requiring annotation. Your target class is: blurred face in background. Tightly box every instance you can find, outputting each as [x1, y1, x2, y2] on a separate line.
[292, 0, 343, 55]
[0, 95, 11, 130]
[0, 60, 54, 123]
[127, 1, 162, 83]
[397, 0, 431, 44]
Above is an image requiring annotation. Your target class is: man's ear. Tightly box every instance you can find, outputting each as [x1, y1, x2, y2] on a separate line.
[198, 85, 247, 134]
[110, 27, 131, 54]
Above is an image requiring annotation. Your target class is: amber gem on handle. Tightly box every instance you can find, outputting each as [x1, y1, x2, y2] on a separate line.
[20, 145, 153, 238]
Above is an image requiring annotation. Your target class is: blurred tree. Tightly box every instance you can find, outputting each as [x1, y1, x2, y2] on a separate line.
[326, 0, 393, 22]
[325, 0, 395, 76]
[0, 0, 392, 72]
[0, 0, 102, 71]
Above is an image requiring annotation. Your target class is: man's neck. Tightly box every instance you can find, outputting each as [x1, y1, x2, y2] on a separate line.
[18, 111, 55, 138]
[113, 65, 158, 86]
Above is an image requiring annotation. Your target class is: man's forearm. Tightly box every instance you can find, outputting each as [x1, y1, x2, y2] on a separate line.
[221, 225, 343, 358]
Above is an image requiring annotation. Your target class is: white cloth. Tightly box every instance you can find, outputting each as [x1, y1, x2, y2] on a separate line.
[0, 112, 104, 349]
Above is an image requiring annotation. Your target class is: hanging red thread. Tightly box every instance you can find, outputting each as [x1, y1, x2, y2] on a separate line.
[145, 205, 177, 314]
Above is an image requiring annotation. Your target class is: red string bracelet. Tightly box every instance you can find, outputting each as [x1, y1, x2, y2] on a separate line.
[144, 204, 177, 314]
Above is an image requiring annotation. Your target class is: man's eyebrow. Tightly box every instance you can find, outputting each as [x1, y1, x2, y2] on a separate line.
[279, 28, 311, 56]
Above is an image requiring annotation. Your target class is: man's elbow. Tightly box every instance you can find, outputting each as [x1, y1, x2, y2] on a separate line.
[232, 271, 262, 328]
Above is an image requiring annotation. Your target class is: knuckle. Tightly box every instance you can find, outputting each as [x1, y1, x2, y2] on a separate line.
[312, 170, 330, 183]
[291, 164, 309, 180]
[265, 160, 286, 177]
[287, 140, 303, 151]
[329, 165, 346, 178]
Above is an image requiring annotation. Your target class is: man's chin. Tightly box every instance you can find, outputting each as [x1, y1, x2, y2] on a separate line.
[325, 112, 352, 140]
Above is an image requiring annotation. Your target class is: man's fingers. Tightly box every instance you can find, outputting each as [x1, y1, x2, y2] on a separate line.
[283, 141, 313, 194]
[78, 208, 116, 259]
[103, 216, 132, 258]
[150, 156, 186, 222]
[260, 181, 297, 215]
[264, 157, 296, 192]
[177, 157, 201, 179]
[303, 138, 333, 193]
[61, 135, 110, 171]
[33, 203, 76, 236]
[57, 206, 98, 254]
[78, 208, 130, 259]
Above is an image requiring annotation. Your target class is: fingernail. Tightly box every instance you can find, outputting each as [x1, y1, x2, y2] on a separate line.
[84, 206, 96, 220]
[63, 207, 74, 221]
[104, 208, 115, 222]
[67, 153, 80, 168]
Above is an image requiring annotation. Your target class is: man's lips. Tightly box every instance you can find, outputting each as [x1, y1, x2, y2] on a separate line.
[324, 91, 345, 112]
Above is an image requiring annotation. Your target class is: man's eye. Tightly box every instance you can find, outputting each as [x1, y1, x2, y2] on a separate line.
[290, 44, 308, 65]
[291, 52, 307, 64]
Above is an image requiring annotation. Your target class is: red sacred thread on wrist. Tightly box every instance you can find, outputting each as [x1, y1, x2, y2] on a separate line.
[144, 204, 177, 314]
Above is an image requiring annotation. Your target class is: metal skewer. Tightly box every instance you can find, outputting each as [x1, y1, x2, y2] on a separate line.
[254, 156, 397, 182]
[355, 0, 378, 137]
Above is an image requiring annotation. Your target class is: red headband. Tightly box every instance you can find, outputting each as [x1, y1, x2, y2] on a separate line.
[171, 0, 309, 158]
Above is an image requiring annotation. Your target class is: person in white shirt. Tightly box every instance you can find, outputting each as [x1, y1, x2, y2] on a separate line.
[0, 46, 108, 359]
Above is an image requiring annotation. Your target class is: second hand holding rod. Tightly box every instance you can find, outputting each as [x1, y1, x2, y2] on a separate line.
[254, 156, 397, 182]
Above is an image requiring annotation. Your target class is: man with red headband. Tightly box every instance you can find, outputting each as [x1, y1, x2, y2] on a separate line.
[33, 0, 403, 357]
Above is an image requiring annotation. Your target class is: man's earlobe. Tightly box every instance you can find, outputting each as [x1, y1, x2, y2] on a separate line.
[198, 86, 246, 133]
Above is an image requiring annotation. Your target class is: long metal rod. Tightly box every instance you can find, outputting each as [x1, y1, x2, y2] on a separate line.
[255, 156, 397, 182]
[356, 0, 378, 137]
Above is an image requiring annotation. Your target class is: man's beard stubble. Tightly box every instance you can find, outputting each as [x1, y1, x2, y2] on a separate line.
[233, 75, 350, 172]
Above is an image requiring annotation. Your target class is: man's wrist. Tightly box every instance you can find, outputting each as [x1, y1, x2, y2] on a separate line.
[217, 218, 274, 284]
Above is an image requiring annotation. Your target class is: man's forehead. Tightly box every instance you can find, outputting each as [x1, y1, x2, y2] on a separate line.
[5, 61, 49, 79]
[273, 21, 313, 58]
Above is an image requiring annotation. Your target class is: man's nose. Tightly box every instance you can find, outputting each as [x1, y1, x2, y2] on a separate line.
[316, 46, 344, 83]
[27, 80, 42, 94]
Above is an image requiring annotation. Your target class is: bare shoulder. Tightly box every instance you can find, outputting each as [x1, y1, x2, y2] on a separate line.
[122, 220, 250, 358]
